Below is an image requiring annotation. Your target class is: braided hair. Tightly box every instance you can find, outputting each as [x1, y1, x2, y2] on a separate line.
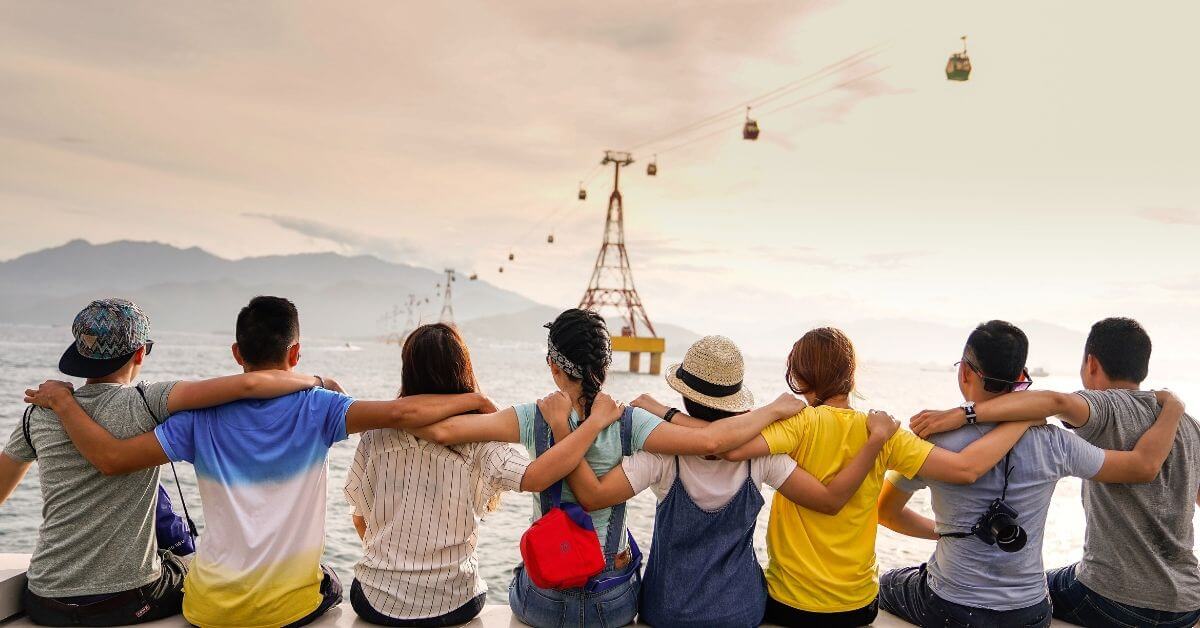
[546, 309, 611, 417]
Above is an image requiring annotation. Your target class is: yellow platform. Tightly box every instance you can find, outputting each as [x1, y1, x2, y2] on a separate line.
[611, 336, 666, 374]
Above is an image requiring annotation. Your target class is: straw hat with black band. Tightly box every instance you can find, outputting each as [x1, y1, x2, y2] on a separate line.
[665, 335, 755, 413]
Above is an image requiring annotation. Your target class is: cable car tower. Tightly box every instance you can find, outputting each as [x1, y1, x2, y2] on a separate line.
[439, 269, 457, 325]
[578, 150, 665, 374]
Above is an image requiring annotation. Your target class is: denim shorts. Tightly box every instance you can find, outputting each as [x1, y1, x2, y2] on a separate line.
[508, 562, 640, 628]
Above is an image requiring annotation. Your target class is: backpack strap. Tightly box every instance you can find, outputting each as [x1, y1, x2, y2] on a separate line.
[136, 384, 198, 539]
[533, 406, 562, 514]
[601, 407, 636, 557]
[21, 406, 36, 458]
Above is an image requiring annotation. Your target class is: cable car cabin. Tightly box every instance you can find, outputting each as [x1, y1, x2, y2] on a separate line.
[743, 119, 760, 140]
[498, 266, 505, 273]
[469, 273, 478, 280]
[547, 234, 555, 244]
[946, 53, 971, 81]
[578, 188, 587, 200]
[647, 161, 657, 176]
[508, 252, 515, 261]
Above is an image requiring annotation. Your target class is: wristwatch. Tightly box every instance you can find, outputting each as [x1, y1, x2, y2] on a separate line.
[960, 401, 977, 425]
[663, 408, 680, 423]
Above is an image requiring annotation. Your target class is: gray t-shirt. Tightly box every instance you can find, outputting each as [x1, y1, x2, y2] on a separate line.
[890, 423, 1105, 611]
[1073, 389, 1200, 612]
[2, 381, 176, 597]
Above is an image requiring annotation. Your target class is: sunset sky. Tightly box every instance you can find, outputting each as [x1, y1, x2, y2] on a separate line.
[2, 1, 1198, 367]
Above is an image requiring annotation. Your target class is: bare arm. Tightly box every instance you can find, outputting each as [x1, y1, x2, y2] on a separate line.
[1091, 391, 1184, 484]
[721, 435, 772, 462]
[775, 411, 899, 515]
[352, 514, 366, 541]
[877, 479, 938, 540]
[26, 382, 168, 475]
[519, 393, 622, 492]
[916, 420, 1041, 484]
[408, 407, 521, 445]
[911, 391, 1091, 438]
[0, 453, 32, 507]
[166, 371, 320, 414]
[344, 393, 497, 435]
[630, 394, 708, 429]
[642, 394, 807, 456]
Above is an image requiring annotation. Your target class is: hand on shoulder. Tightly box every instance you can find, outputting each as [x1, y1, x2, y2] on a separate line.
[24, 380, 75, 410]
[590, 393, 623, 427]
[866, 409, 901, 442]
[767, 393, 807, 420]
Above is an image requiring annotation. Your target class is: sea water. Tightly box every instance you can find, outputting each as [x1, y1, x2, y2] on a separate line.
[2, 324, 1197, 602]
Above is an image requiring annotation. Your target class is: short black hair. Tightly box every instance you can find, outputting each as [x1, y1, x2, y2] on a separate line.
[964, 320, 1029, 393]
[1085, 317, 1151, 383]
[236, 296, 299, 365]
[682, 398, 738, 423]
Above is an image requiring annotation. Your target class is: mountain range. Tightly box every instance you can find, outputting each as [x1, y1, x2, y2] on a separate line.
[0, 240, 701, 350]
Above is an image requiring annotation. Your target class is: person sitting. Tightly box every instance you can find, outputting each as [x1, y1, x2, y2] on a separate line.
[719, 327, 1043, 628]
[0, 298, 318, 626]
[557, 335, 902, 628]
[24, 296, 498, 628]
[409, 309, 811, 628]
[344, 323, 623, 626]
[908, 317, 1199, 627]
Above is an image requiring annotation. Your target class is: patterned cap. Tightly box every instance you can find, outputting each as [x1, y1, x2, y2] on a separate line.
[59, 299, 151, 377]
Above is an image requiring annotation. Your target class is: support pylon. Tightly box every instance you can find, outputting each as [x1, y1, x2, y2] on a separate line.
[439, 269, 456, 325]
[579, 151, 657, 337]
[578, 151, 664, 374]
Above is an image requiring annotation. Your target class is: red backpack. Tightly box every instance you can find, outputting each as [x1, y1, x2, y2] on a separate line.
[519, 407, 641, 591]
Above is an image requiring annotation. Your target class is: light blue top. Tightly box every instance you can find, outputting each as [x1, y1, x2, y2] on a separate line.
[514, 402, 663, 551]
[889, 423, 1104, 611]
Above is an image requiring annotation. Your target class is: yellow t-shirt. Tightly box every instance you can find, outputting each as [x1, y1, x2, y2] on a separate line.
[760, 405, 934, 613]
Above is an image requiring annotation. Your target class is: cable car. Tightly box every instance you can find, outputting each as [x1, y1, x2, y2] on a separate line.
[498, 266, 505, 273]
[547, 233, 555, 244]
[469, 273, 478, 280]
[578, 182, 587, 201]
[743, 107, 760, 141]
[508, 252, 515, 261]
[647, 156, 657, 176]
[946, 36, 971, 81]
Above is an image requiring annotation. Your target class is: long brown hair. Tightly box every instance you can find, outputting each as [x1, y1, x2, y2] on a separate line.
[398, 324, 501, 512]
[786, 327, 856, 406]
[399, 323, 478, 397]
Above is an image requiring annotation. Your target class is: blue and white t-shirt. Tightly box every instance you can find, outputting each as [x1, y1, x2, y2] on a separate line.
[155, 388, 353, 628]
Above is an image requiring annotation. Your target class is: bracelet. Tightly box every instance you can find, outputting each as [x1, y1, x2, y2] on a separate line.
[313, 375, 326, 389]
[663, 408, 680, 423]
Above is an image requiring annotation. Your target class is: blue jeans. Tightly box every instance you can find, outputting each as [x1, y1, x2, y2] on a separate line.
[1047, 563, 1200, 628]
[508, 562, 640, 628]
[879, 565, 1051, 628]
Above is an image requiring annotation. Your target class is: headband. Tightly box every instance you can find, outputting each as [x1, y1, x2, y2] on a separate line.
[547, 339, 584, 378]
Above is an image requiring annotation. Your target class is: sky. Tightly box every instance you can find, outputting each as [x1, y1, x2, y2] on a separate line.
[1, 1, 1198, 368]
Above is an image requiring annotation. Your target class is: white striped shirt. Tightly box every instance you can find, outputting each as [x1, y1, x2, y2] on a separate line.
[343, 429, 529, 620]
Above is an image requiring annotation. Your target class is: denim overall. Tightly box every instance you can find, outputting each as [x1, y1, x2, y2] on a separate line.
[640, 457, 767, 628]
[509, 408, 643, 628]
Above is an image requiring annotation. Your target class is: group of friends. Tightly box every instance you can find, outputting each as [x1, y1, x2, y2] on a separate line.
[0, 295, 1197, 628]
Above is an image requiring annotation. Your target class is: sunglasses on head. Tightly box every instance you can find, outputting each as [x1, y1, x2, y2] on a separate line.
[956, 358, 1033, 393]
[144, 339, 155, 356]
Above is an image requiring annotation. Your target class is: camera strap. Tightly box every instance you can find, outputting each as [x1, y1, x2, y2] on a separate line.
[939, 452, 1013, 540]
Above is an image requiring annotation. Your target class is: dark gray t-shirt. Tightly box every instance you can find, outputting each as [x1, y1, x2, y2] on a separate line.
[890, 424, 1104, 610]
[1073, 389, 1200, 612]
[2, 381, 176, 597]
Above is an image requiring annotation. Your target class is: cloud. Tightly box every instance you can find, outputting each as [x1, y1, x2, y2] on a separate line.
[244, 213, 419, 262]
[1139, 207, 1200, 226]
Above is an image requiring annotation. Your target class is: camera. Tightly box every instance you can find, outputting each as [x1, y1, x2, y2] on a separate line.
[971, 498, 1027, 553]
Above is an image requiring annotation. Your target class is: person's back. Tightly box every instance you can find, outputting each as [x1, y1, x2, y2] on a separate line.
[9, 383, 174, 598]
[760, 405, 932, 612]
[891, 423, 1103, 609]
[1072, 388, 1200, 611]
[346, 428, 525, 621]
[154, 388, 351, 627]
